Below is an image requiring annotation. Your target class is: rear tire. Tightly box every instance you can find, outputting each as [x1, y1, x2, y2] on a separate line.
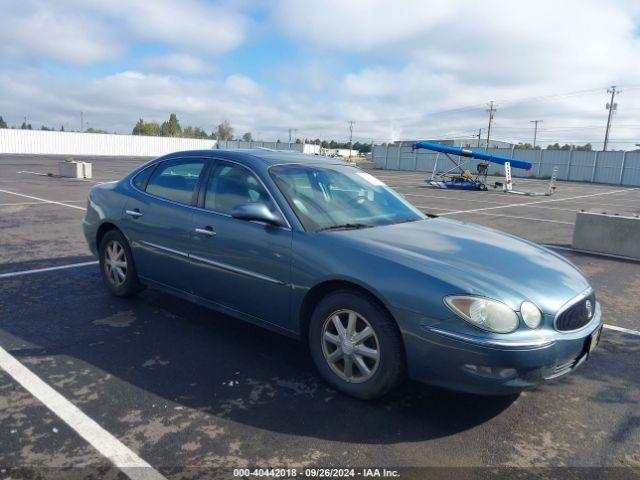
[309, 290, 405, 399]
[99, 229, 143, 297]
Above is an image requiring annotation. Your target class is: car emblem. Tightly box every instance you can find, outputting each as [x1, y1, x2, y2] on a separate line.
[585, 300, 593, 319]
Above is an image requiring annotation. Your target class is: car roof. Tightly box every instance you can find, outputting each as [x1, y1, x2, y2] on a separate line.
[163, 149, 347, 168]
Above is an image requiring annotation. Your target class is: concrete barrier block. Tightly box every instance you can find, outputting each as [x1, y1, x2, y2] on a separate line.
[572, 210, 640, 260]
[58, 160, 92, 179]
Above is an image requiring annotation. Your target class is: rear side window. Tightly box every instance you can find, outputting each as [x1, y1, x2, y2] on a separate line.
[145, 160, 205, 204]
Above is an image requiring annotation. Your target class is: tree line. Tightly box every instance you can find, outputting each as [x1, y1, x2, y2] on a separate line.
[132, 114, 243, 141]
[131, 114, 373, 152]
[514, 142, 593, 151]
[0, 113, 593, 152]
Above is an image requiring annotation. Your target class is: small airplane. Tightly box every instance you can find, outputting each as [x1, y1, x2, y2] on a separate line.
[412, 141, 556, 196]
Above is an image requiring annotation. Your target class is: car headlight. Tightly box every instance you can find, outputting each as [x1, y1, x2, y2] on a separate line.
[444, 295, 519, 333]
[520, 301, 542, 329]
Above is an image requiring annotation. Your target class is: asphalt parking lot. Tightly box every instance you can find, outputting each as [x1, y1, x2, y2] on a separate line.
[0, 154, 639, 479]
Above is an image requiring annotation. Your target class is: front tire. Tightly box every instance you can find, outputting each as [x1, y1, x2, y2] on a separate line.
[99, 229, 143, 297]
[309, 290, 405, 399]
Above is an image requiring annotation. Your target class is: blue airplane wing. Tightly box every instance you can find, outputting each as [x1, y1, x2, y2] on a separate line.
[412, 141, 532, 170]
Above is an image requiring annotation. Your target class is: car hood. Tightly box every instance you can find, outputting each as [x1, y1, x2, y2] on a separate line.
[337, 218, 590, 314]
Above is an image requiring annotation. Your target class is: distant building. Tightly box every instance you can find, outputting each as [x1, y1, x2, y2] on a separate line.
[394, 138, 514, 149]
[322, 148, 359, 158]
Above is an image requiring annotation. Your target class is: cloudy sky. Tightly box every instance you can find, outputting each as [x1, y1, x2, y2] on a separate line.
[1, 0, 640, 148]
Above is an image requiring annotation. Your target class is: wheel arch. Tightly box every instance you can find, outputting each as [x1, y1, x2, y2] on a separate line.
[96, 221, 123, 249]
[298, 278, 399, 342]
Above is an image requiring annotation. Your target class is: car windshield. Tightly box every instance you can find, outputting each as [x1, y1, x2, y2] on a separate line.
[269, 164, 425, 232]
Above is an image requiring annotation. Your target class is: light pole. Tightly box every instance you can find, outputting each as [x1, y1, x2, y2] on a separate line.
[485, 102, 496, 151]
[348, 120, 355, 158]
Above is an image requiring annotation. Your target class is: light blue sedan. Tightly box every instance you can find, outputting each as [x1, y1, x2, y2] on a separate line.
[83, 149, 603, 399]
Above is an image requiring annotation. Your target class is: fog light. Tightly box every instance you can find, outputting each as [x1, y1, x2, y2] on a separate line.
[463, 364, 517, 379]
[498, 368, 517, 378]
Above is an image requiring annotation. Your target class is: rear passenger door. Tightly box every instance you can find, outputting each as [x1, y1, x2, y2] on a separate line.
[123, 158, 207, 292]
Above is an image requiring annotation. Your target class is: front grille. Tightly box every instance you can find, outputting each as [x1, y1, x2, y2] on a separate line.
[556, 292, 596, 331]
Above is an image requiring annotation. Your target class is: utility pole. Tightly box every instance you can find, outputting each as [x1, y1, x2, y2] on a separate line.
[80, 111, 84, 132]
[476, 128, 483, 148]
[485, 102, 496, 151]
[348, 120, 355, 157]
[294, 129, 298, 142]
[603, 86, 619, 151]
[288, 128, 292, 143]
[530, 120, 543, 148]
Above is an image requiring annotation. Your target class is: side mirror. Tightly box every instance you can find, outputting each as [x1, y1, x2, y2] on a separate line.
[231, 202, 282, 226]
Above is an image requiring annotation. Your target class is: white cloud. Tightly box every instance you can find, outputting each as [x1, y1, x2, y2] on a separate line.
[272, 0, 454, 52]
[141, 54, 216, 76]
[93, 0, 247, 55]
[272, 0, 640, 145]
[0, 0, 247, 65]
[1, 1, 639, 147]
[0, 2, 122, 64]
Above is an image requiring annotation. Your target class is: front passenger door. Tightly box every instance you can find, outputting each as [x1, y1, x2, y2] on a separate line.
[189, 160, 292, 329]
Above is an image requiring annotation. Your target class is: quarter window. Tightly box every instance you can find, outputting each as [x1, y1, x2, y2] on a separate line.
[145, 160, 205, 204]
[204, 161, 275, 215]
[132, 165, 155, 190]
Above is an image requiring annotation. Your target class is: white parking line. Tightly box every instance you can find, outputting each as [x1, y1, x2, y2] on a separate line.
[463, 211, 573, 225]
[404, 193, 508, 205]
[415, 205, 573, 225]
[0, 201, 85, 208]
[0, 261, 98, 279]
[17, 170, 115, 184]
[405, 193, 590, 213]
[543, 244, 640, 263]
[0, 201, 59, 207]
[603, 324, 640, 336]
[0, 345, 167, 480]
[439, 188, 638, 216]
[0, 189, 87, 211]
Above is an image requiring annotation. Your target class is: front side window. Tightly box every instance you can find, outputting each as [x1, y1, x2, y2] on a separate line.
[204, 161, 276, 215]
[145, 159, 205, 204]
[270, 164, 425, 231]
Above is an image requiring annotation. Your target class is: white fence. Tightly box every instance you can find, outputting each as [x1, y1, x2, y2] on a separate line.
[0, 129, 217, 157]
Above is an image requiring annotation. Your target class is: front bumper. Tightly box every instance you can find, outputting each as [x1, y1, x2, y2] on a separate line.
[403, 303, 603, 395]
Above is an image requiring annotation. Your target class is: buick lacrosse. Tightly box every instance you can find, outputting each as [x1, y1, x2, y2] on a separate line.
[84, 150, 602, 399]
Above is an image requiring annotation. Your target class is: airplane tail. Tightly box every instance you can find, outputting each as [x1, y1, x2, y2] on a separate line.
[504, 162, 513, 192]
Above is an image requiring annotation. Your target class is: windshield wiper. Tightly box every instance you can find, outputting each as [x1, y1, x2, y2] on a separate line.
[318, 223, 373, 232]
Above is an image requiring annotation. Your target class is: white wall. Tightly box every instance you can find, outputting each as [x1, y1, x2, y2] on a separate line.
[0, 129, 217, 156]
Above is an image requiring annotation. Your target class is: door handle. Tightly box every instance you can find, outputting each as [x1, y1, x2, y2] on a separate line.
[195, 226, 216, 237]
[125, 209, 143, 218]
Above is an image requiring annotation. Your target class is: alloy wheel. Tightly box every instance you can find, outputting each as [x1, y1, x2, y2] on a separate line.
[321, 309, 380, 383]
[104, 240, 127, 287]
